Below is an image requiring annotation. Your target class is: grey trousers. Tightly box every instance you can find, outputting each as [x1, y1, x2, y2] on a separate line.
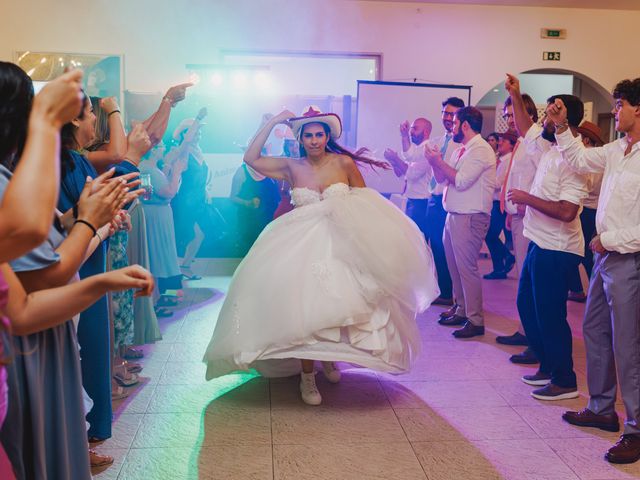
[511, 214, 530, 278]
[443, 212, 490, 326]
[510, 214, 530, 334]
[584, 251, 640, 435]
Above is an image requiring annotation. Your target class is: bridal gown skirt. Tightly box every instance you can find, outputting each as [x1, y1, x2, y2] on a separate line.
[203, 184, 440, 379]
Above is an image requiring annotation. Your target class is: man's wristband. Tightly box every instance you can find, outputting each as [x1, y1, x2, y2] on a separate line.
[74, 219, 98, 237]
[108, 110, 121, 118]
[554, 121, 569, 131]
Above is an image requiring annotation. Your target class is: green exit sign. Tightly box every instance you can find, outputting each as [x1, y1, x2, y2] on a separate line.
[540, 28, 567, 39]
[543, 51, 561, 61]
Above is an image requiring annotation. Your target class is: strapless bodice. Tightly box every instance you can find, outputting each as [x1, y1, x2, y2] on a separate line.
[290, 183, 350, 207]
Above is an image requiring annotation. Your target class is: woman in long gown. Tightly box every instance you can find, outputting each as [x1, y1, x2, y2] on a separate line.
[203, 107, 439, 405]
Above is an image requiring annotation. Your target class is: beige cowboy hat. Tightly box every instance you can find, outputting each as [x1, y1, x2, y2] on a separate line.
[288, 106, 342, 140]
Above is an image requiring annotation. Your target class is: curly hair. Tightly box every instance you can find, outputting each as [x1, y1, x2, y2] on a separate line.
[0, 62, 34, 169]
[613, 78, 640, 107]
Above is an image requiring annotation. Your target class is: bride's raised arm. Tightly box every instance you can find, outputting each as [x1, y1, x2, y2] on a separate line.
[243, 110, 294, 180]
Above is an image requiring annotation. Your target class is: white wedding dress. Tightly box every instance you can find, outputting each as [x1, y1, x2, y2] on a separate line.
[203, 183, 439, 379]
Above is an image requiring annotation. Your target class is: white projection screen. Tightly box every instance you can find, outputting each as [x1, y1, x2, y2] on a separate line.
[356, 80, 471, 194]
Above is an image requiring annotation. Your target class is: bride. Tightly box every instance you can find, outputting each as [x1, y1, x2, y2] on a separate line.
[203, 107, 439, 405]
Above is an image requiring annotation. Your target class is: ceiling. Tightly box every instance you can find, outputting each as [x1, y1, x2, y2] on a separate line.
[356, 0, 640, 10]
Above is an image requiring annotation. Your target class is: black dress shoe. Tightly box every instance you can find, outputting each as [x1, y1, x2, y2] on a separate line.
[483, 270, 507, 280]
[452, 321, 485, 338]
[606, 434, 640, 464]
[509, 347, 539, 364]
[504, 254, 516, 274]
[562, 408, 620, 432]
[496, 331, 528, 346]
[438, 314, 467, 326]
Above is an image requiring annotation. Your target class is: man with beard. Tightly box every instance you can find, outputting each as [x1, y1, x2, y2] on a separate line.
[384, 117, 433, 241]
[496, 75, 543, 365]
[507, 92, 588, 401]
[551, 78, 640, 464]
[426, 106, 496, 338]
[425, 97, 465, 307]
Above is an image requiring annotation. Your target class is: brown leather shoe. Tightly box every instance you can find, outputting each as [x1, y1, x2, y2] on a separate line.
[605, 434, 640, 464]
[562, 408, 620, 432]
[452, 321, 485, 338]
[439, 304, 458, 319]
[438, 314, 467, 326]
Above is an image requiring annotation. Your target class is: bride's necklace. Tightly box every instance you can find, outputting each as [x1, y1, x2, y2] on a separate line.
[308, 154, 331, 169]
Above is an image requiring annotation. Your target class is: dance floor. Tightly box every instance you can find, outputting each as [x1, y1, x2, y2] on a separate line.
[93, 258, 640, 480]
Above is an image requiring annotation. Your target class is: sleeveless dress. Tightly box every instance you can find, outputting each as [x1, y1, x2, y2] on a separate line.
[203, 183, 440, 379]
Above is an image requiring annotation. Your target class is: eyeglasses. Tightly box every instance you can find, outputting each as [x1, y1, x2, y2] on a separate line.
[502, 113, 514, 120]
[441, 111, 455, 118]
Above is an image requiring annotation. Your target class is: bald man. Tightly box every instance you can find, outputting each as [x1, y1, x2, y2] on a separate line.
[385, 117, 433, 242]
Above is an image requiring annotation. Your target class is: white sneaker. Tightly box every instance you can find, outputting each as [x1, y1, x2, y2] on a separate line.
[300, 372, 322, 405]
[321, 361, 341, 384]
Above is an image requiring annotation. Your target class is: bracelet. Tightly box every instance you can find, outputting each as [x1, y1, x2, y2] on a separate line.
[73, 219, 98, 237]
[95, 230, 104, 242]
[108, 109, 121, 117]
[554, 120, 569, 130]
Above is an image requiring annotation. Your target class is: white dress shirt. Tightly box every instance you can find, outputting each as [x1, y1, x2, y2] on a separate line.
[583, 172, 603, 210]
[523, 136, 589, 257]
[556, 128, 640, 254]
[400, 140, 431, 200]
[442, 133, 496, 215]
[427, 132, 461, 195]
[503, 124, 545, 215]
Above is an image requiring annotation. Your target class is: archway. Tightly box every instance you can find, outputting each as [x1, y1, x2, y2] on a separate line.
[476, 69, 614, 141]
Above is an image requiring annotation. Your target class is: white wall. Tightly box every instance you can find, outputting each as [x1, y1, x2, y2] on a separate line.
[1, 0, 636, 101]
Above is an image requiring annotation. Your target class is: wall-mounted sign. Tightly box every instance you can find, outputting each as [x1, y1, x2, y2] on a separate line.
[541, 28, 567, 39]
[543, 52, 561, 61]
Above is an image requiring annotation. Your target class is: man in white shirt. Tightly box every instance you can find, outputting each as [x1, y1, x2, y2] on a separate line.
[484, 130, 517, 280]
[495, 76, 544, 362]
[384, 118, 433, 241]
[507, 94, 588, 402]
[550, 78, 640, 465]
[426, 97, 465, 308]
[426, 106, 496, 338]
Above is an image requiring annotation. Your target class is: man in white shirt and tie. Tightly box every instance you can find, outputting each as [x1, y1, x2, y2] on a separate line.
[426, 106, 496, 338]
[384, 118, 433, 241]
[550, 78, 640, 465]
[495, 77, 544, 364]
[426, 97, 465, 308]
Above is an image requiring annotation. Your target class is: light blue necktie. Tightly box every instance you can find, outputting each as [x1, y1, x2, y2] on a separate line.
[430, 134, 451, 190]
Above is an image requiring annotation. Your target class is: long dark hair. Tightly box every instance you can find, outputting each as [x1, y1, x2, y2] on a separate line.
[0, 61, 34, 170]
[60, 92, 89, 177]
[86, 96, 109, 152]
[299, 122, 388, 170]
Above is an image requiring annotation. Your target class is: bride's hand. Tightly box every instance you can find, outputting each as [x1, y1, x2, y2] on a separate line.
[274, 109, 296, 125]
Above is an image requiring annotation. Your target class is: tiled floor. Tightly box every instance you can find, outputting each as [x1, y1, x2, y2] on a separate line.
[93, 258, 640, 480]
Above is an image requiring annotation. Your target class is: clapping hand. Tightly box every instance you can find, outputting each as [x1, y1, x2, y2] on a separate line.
[424, 144, 442, 165]
[101, 265, 155, 298]
[399, 121, 410, 137]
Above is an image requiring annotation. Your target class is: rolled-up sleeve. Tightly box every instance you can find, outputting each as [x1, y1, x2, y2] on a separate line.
[555, 128, 608, 175]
